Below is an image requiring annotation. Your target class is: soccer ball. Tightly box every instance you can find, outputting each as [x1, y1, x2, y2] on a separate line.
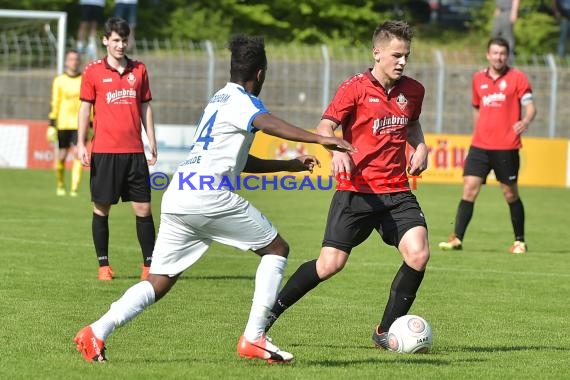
[387, 315, 433, 354]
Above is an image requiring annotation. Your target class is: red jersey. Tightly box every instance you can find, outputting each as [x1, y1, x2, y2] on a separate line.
[324, 69, 424, 194]
[471, 67, 532, 150]
[80, 57, 152, 153]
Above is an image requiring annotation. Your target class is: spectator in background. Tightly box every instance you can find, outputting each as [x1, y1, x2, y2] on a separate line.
[114, 0, 138, 51]
[553, 0, 570, 57]
[492, 0, 519, 64]
[77, 0, 106, 60]
[46, 50, 84, 197]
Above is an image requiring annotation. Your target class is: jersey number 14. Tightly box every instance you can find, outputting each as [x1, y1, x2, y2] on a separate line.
[195, 110, 217, 150]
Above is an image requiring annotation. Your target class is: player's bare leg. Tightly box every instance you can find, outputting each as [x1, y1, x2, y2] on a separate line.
[237, 234, 293, 363]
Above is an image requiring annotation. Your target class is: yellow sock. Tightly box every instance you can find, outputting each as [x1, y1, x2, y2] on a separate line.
[56, 160, 65, 189]
[71, 159, 83, 192]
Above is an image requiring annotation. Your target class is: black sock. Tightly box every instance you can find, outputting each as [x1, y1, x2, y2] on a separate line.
[455, 199, 474, 241]
[136, 215, 156, 267]
[92, 213, 109, 267]
[508, 198, 525, 242]
[380, 262, 425, 332]
[267, 259, 322, 331]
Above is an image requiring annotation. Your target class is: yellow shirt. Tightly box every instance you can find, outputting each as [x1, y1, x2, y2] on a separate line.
[48, 73, 82, 130]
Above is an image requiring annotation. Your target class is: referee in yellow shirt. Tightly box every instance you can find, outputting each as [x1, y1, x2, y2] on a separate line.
[47, 50, 84, 196]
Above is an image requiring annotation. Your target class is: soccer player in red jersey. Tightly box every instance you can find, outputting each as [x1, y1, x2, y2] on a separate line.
[439, 37, 536, 254]
[77, 17, 157, 281]
[264, 21, 430, 350]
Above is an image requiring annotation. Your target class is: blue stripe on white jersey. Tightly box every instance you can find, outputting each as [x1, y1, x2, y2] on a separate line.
[162, 82, 271, 214]
[236, 86, 268, 132]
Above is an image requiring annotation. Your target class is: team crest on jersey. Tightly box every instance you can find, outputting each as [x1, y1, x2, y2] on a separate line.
[396, 93, 408, 111]
[127, 72, 136, 87]
[499, 79, 507, 91]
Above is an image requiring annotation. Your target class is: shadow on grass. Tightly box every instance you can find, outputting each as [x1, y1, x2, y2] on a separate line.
[446, 345, 568, 353]
[305, 357, 454, 367]
[118, 275, 255, 281]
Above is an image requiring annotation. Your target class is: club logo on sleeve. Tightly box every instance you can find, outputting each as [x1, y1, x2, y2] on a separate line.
[396, 93, 408, 111]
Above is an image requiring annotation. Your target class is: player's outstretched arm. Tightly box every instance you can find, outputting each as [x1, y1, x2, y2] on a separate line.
[252, 113, 355, 153]
[243, 154, 321, 173]
[316, 118, 355, 177]
[77, 101, 92, 166]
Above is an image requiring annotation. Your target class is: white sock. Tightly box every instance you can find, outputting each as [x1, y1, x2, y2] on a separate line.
[243, 254, 287, 341]
[90, 281, 155, 341]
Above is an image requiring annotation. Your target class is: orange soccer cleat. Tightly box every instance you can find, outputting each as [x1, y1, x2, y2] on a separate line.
[438, 233, 463, 251]
[237, 334, 293, 364]
[509, 241, 527, 254]
[98, 266, 114, 281]
[140, 265, 150, 280]
[73, 326, 107, 362]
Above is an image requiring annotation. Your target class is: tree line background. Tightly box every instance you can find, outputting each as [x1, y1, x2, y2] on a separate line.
[0, 0, 561, 56]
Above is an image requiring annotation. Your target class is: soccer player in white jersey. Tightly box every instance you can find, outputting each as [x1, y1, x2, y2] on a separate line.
[73, 34, 354, 364]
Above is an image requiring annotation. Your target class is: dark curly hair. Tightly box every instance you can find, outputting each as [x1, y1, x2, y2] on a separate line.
[229, 34, 267, 82]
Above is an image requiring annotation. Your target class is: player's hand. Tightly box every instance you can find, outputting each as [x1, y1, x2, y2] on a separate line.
[331, 151, 355, 178]
[319, 136, 356, 153]
[77, 144, 90, 166]
[46, 126, 57, 143]
[289, 155, 321, 173]
[147, 146, 157, 166]
[407, 143, 428, 176]
[513, 120, 528, 135]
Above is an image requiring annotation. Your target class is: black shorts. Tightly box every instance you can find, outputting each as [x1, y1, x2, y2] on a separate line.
[114, 3, 138, 25]
[463, 146, 520, 184]
[90, 153, 151, 204]
[322, 190, 428, 253]
[57, 130, 78, 149]
[80, 4, 105, 23]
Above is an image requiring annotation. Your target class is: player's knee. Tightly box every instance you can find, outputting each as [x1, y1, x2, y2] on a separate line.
[503, 191, 519, 203]
[147, 274, 178, 301]
[271, 237, 290, 258]
[132, 202, 152, 217]
[316, 252, 347, 279]
[258, 235, 290, 258]
[406, 248, 430, 271]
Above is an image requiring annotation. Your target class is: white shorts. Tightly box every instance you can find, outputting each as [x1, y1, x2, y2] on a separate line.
[150, 197, 278, 276]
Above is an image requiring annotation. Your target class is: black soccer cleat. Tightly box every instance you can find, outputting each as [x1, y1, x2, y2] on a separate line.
[372, 325, 390, 350]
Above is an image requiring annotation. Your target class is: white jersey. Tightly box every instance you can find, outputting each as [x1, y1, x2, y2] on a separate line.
[161, 82, 268, 215]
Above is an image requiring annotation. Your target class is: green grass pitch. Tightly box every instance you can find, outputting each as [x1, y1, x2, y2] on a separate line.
[1, 168, 569, 379]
